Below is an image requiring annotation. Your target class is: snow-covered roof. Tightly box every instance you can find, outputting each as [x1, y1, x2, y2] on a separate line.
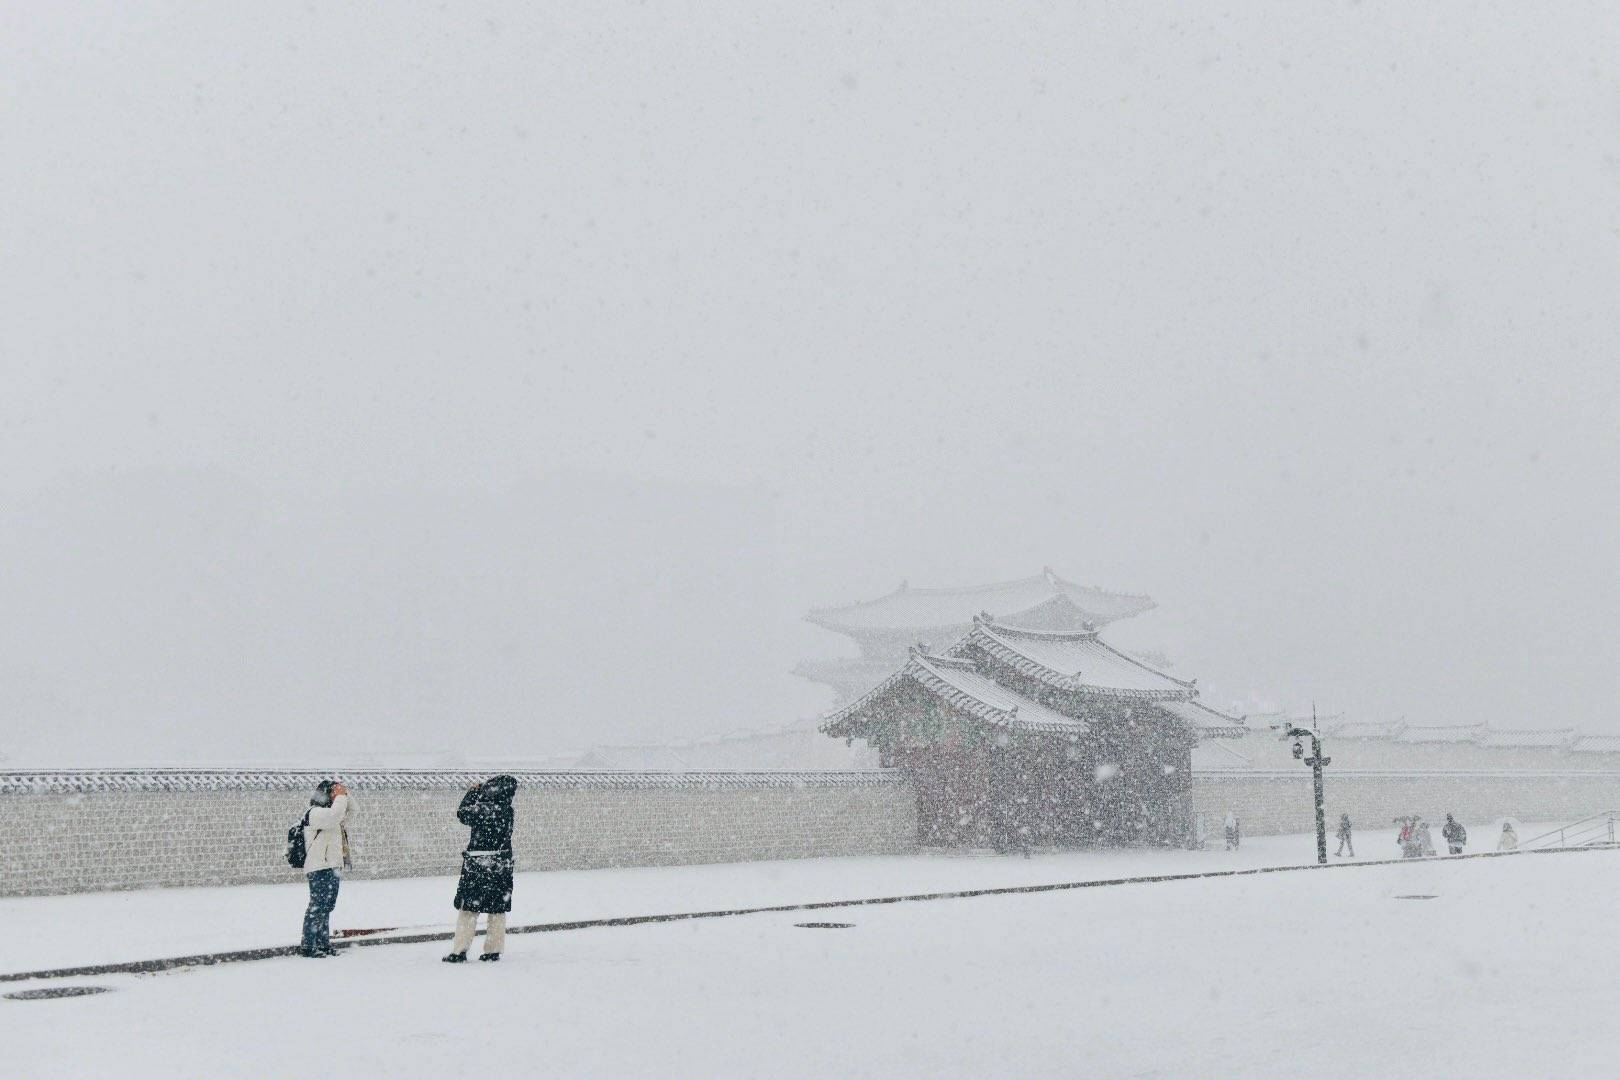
[822, 648, 1233, 742]
[1395, 724, 1490, 744]
[1568, 735, 1620, 755]
[1292, 713, 1346, 732]
[908, 652, 1089, 735]
[1324, 721, 1405, 741]
[822, 651, 1089, 737]
[1475, 727, 1577, 750]
[1155, 699, 1248, 739]
[805, 568, 1154, 634]
[1253, 720, 1612, 753]
[952, 619, 1197, 700]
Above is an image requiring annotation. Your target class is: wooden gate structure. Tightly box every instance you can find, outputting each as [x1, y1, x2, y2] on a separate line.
[822, 617, 1245, 849]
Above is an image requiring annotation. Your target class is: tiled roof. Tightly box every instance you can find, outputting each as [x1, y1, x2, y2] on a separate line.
[1155, 699, 1248, 739]
[1475, 728, 1577, 750]
[1239, 720, 1614, 754]
[1323, 721, 1405, 741]
[822, 651, 1088, 737]
[1296, 713, 1347, 731]
[1395, 724, 1490, 744]
[953, 619, 1197, 700]
[908, 653, 1089, 735]
[0, 769, 905, 796]
[805, 568, 1154, 634]
[1568, 735, 1620, 755]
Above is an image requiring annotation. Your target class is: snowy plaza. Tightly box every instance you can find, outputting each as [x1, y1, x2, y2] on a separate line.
[4, 835, 1615, 1078]
[9, 3, 1620, 1078]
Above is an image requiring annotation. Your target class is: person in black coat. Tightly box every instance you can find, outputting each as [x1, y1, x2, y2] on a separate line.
[1442, 813, 1467, 855]
[443, 775, 517, 963]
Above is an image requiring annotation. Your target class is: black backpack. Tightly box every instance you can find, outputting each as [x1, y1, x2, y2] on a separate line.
[285, 810, 311, 869]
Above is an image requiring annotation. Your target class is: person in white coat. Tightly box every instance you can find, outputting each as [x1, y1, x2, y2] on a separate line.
[1498, 822, 1519, 851]
[300, 780, 354, 958]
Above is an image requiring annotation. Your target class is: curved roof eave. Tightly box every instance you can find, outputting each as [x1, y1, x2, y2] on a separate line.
[957, 620, 1199, 701]
[804, 570, 1155, 635]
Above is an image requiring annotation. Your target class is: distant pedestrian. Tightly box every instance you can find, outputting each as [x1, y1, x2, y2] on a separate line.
[1417, 819, 1437, 857]
[1498, 822, 1519, 851]
[1224, 810, 1241, 851]
[1334, 814, 1354, 857]
[444, 775, 518, 963]
[1442, 814, 1467, 855]
[1397, 817, 1420, 859]
[299, 780, 354, 958]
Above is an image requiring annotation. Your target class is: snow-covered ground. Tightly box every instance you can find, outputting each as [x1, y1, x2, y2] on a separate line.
[3, 827, 1459, 973]
[4, 828, 1600, 1078]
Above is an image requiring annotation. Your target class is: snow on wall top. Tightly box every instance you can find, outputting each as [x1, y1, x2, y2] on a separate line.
[1251, 719, 1620, 757]
[0, 769, 906, 796]
[805, 568, 1154, 634]
[1155, 699, 1248, 739]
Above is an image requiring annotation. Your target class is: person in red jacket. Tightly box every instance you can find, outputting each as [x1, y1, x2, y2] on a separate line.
[1397, 817, 1419, 858]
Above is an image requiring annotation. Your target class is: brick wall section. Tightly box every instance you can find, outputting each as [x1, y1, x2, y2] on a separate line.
[1192, 772, 1620, 837]
[0, 771, 918, 897]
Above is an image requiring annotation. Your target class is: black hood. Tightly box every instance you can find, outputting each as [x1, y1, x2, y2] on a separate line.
[481, 775, 518, 803]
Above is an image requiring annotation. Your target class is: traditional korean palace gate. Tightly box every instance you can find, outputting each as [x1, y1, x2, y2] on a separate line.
[822, 616, 1245, 849]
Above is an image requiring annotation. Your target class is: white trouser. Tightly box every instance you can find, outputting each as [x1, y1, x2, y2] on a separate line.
[452, 909, 507, 954]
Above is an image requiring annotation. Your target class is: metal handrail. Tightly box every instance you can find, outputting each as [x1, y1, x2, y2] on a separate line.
[1523, 811, 1620, 849]
[1550, 823, 1609, 847]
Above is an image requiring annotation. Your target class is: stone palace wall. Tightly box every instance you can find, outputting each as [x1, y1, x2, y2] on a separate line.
[0, 770, 917, 897]
[1192, 770, 1620, 839]
[5, 765, 1614, 896]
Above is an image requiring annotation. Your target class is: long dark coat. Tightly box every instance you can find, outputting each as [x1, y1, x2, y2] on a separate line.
[453, 775, 517, 914]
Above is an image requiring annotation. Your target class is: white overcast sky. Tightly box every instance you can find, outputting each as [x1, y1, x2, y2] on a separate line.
[3, 3, 1618, 764]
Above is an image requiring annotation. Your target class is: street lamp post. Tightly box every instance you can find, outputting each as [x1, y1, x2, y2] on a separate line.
[1280, 718, 1332, 865]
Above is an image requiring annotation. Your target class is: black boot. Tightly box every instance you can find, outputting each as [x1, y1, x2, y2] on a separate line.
[479, 952, 501, 962]
[442, 952, 467, 963]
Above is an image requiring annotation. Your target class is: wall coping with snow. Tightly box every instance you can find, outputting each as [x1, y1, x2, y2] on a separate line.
[1191, 769, 1620, 838]
[0, 769, 919, 896]
[1193, 769, 1620, 780]
[0, 769, 906, 796]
